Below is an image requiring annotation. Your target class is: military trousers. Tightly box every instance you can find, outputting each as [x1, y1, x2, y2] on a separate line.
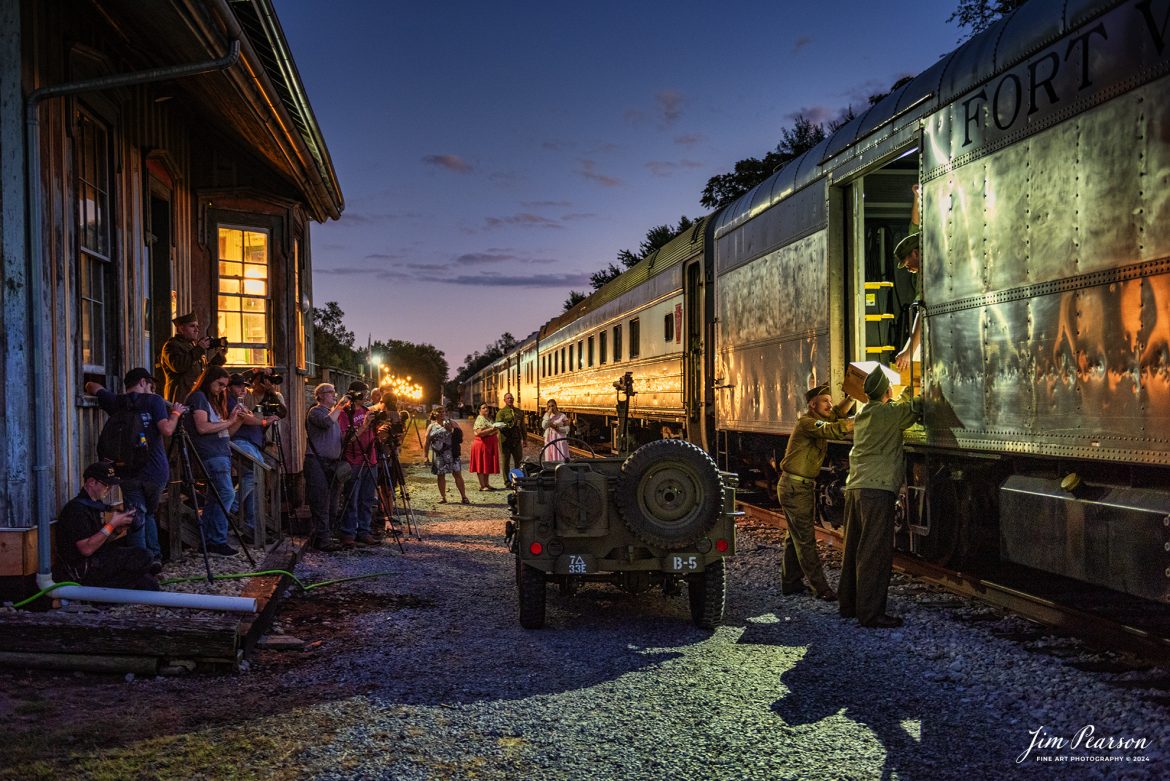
[500, 437, 524, 477]
[777, 473, 831, 595]
[838, 488, 896, 625]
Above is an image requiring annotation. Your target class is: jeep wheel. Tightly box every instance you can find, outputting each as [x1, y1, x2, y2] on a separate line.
[518, 560, 547, 629]
[615, 439, 723, 550]
[687, 559, 726, 630]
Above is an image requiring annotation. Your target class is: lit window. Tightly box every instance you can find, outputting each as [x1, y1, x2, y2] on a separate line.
[216, 226, 270, 365]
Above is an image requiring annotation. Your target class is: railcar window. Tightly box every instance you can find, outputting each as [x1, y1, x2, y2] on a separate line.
[588, 336, 594, 367]
[613, 325, 623, 362]
[600, 332, 607, 364]
[663, 313, 673, 343]
[561, 346, 566, 374]
[577, 341, 583, 370]
[629, 318, 640, 359]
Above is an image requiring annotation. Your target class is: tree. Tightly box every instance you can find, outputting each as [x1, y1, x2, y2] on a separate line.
[372, 338, 449, 406]
[563, 290, 586, 312]
[949, 0, 1027, 37]
[312, 301, 360, 372]
[589, 262, 623, 290]
[777, 114, 826, 159]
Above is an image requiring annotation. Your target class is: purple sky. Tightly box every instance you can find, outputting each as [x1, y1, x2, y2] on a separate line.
[277, 0, 962, 372]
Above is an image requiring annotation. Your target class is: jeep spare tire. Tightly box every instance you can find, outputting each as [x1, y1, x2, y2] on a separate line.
[615, 439, 723, 550]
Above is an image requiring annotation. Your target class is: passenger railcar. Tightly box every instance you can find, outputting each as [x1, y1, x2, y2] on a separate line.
[464, 0, 1170, 604]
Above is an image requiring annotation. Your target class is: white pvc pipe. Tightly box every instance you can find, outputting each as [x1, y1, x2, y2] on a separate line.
[35, 574, 257, 613]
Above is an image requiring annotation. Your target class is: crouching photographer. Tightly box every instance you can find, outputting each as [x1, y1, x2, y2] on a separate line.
[304, 383, 347, 552]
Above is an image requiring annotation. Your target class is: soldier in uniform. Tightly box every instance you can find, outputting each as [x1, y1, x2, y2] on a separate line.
[495, 392, 525, 477]
[838, 367, 922, 628]
[895, 183, 923, 373]
[778, 384, 854, 601]
[160, 312, 226, 403]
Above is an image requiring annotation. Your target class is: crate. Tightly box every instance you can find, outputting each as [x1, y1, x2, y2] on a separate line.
[0, 527, 40, 577]
[843, 361, 903, 403]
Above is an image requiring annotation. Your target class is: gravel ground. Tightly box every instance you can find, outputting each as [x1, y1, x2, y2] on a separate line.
[1, 419, 1167, 780]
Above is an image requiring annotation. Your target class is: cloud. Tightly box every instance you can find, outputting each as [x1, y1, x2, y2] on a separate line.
[560, 212, 596, 221]
[453, 252, 522, 265]
[483, 213, 563, 230]
[793, 35, 812, 54]
[656, 90, 685, 124]
[588, 142, 621, 155]
[624, 108, 646, 126]
[422, 154, 473, 173]
[645, 159, 705, 177]
[674, 133, 706, 147]
[542, 140, 574, 152]
[787, 105, 837, 126]
[363, 252, 402, 261]
[579, 160, 621, 188]
[413, 271, 593, 288]
[339, 211, 414, 226]
[521, 200, 572, 209]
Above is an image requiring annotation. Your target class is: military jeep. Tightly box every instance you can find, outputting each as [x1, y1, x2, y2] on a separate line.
[507, 438, 739, 629]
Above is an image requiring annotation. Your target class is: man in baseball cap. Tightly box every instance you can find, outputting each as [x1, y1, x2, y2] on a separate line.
[54, 461, 160, 590]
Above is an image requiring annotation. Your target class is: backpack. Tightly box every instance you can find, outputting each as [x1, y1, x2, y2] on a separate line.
[97, 396, 150, 475]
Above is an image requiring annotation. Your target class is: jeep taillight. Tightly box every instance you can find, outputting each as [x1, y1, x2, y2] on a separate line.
[529, 541, 543, 556]
[714, 538, 729, 553]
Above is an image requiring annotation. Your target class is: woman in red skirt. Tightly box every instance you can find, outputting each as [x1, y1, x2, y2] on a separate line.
[470, 402, 501, 490]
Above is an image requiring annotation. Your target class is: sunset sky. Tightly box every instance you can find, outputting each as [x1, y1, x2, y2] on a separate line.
[277, 0, 962, 372]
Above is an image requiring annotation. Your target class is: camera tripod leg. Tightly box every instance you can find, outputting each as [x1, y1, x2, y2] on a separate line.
[182, 426, 257, 567]
[171, 423, 216, 583]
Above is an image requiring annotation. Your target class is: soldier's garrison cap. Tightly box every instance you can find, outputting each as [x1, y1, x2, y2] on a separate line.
[172, 312, 198, 326]
[805, 384, 831, 403]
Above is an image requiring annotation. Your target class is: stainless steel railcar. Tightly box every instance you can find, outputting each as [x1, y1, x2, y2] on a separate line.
[713, 0, 1170, 603]
[463, 0, 1170, 603]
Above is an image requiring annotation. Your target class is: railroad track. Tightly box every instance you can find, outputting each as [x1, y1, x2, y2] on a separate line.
[738, 501, 1170, 667]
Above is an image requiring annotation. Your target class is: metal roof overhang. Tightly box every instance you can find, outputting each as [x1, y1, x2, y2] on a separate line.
[95, 0, 344, 222]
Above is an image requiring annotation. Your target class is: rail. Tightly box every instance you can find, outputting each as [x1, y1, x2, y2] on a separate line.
[738, 501, 1170, 667]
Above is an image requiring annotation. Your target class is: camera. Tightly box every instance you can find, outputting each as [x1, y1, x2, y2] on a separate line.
[252, 371, 283, 385]
[208, 336, 230, 350]
[344, 389, 366, 403]
[257, 400, 285, 417]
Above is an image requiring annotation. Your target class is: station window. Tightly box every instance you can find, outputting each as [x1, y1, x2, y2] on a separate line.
[588, 336, 594, 367]
[600, 331, 607, 364]
[629, 318, 640, 359]
[663, 313, 673, 343]
[217, 225, 271, 365]
[613, 324, 623, 362]
[75, 108, 114, 380]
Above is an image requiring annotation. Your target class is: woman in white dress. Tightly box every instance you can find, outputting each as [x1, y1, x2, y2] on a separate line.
[541, 399, 571, 462]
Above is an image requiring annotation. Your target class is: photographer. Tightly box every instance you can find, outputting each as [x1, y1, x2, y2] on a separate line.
[243, 367, 289, 421]
[185, 366, 246, 556]
[304, 383, 346, 552]
[84, 368, 186, 571]
[227, 373, 280, 540]
[337, 381, 378, 547]
[54, 462, 160, 590]
[160, 312, 227, 403]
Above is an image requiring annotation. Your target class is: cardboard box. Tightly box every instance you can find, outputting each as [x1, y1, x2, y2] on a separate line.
[843, 361, 903, 403]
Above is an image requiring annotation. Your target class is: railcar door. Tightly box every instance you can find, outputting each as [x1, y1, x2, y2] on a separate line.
[684, 259, 711, 450]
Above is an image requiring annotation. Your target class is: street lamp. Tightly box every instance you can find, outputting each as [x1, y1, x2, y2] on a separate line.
[370, 353, 381, 384]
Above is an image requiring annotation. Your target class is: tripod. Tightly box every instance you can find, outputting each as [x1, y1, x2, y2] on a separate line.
[334, 416, 400, 550]
[261, 416, 292, 541]
[378, 434, 420, 541]
[170, 411, 257, 579]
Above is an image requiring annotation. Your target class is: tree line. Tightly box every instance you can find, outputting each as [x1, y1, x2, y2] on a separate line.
[312, 301, 449, 405]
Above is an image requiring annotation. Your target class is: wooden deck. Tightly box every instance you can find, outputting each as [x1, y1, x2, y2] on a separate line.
[0, 537, 306, 674]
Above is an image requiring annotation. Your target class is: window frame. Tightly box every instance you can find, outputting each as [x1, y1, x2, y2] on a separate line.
[215, 223, 273, 367]
[629, 318, 641, 359]
[613, 324, 623, 362]
[74, 105, 116, 380]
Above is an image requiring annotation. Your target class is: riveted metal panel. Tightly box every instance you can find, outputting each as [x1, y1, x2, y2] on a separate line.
[715, 232, 828, 434]
[983, 139, 1032, 290]
[925, 305, 985, 439]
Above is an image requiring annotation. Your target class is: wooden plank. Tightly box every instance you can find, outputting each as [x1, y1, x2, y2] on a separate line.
[238, 536, 306, 652]
[0, 611, 238, 657]
[0, 650, 159, 675]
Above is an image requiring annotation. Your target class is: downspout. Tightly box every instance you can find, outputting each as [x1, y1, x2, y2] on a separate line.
[28, 41, 255, 613]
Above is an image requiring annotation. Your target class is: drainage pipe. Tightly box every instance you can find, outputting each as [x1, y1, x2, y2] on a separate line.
[26, 41, 239, 610]
[35, 578, 257, 613]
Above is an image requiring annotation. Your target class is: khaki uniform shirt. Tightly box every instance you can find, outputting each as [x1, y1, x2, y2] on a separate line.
[844, 391, 923, 493]
[495, 405, 523, 444]
[780, 410, 851, 480]
[160, 337, 225, 403]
